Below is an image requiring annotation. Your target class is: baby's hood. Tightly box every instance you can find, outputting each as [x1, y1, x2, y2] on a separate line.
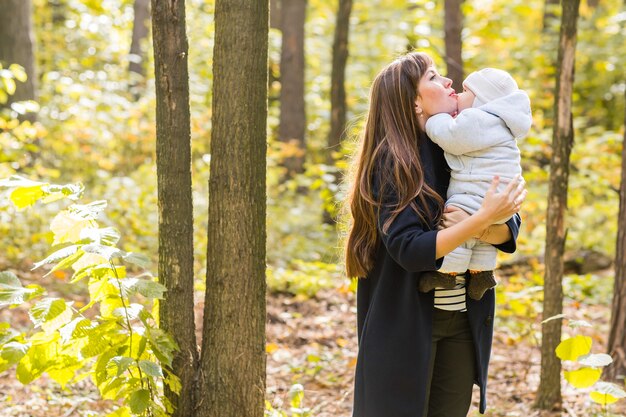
[478, 90, 532, 139]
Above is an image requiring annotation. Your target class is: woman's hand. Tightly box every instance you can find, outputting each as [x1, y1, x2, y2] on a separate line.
[477, 175, 526, 223]
[438, 205, 470, 230]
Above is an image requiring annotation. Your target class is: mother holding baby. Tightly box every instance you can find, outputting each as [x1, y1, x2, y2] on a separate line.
[344, 51, 530, 417]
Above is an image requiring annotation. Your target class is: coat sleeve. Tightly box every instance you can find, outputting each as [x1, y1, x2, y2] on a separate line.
[425, 110, 509, 155]
[377, 201, 443, 272]
[494, 213, 521, 254]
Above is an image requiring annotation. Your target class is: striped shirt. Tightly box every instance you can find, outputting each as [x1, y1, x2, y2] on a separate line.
[433, 275, 467, 312]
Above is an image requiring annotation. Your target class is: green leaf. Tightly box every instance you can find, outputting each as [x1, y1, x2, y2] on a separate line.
[32, 245, 80, 270]
[83, 244, 124, 261]
[129, 389, 150, 414]
[289, 384, 305, 408]
[48, 364, 81, 389]
[16, 334, 58, 384]
[0, 175, 44, 189]
[50, 210, 96, 245]
[164, 372, 182, 395]
[59, 318, 95, 343]
[564, 367, 602, 388]
[578, 353, 613, 367]
[123, 252, 151, 269]
[109, 356, 135, 377]
[121, 277, 166, 299]
[29, 298, 70, 329]
[541, 313, 566, 324]
[80, 227, 121, 246]
[138, 360, 163, 377]
[105, 407, 132, 417]
[0, 271, 43, 306]
[68, 200, 108, 220]
[0, 341, 30, 364]
[590, 382, 626, 405]
[556, 335, 592, 361]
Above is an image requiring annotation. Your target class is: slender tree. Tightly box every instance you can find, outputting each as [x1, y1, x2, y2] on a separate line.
[323, 0, 353, 224]
[270, 0, 281, 29]
[199, 1, 268, 417]
[129, 0, 151, 80]
[151, 1, 198, 416]
[542, 0, 560, 32]
[0, 0, 37, 118]
[444, 0, 464, 92]
[606, 88, 626, 383]
[535, 0, 580, 410]
[278, 0, 307, 177]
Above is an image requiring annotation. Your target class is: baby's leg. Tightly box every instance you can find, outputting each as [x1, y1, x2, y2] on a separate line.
[467, 242, 498, 300]
[419, 243, 471, 293]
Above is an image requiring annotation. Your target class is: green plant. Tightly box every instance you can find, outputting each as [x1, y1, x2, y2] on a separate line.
[265, 384, 312, 417]
[0, 175, 179, 417]
[551, 315, 626, 415]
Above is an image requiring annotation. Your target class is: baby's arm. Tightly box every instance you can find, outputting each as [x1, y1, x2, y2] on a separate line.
[425, 109, 509, 155]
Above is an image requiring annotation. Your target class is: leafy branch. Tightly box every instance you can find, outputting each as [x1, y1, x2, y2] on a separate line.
[0, 176, 179, 417]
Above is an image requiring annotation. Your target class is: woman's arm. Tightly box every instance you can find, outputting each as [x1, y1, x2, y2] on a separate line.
[435, 175, 525, 259]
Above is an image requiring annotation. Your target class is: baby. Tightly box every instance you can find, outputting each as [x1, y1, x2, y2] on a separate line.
[420, 68, 532, 300]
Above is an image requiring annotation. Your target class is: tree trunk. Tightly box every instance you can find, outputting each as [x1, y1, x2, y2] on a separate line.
[0, 0, 37, 120]
[323, 0, 352, 224]
[151, 1, 198, 417]
[605, 88, 626, 383]
[199, 1, 268, 417]
[535, 0, 580, 410]
[444, 0, 464, 92]
[279, 0, 307, 177]
[543, 0, 560, 32]
[129, 0, 151, 80]
[270, 0, 281, 29]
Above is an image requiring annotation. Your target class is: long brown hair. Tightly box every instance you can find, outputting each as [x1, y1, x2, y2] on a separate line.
[344, 52, 444, 278]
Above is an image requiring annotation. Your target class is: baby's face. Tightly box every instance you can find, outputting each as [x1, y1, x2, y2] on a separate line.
[457, 85, 476, 111]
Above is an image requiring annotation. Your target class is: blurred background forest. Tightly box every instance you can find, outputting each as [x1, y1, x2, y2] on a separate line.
[0, 0, 625, 416]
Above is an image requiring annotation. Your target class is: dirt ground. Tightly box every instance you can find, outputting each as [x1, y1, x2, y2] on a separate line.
[1, 271, 625, 417]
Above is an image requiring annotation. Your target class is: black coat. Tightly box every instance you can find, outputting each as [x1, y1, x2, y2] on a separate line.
[352, 134, 520, 417]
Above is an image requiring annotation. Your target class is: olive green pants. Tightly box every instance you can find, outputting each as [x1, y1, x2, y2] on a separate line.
[423, 309, 476, 417]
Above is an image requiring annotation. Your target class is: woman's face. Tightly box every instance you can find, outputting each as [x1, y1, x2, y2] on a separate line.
[415, 66, 457, 119]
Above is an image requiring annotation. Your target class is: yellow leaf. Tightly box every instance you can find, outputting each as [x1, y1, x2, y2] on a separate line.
[590, 391, 620, 405]
[10, 185, 46, 209]
[556, 335, 592, 361]
[50, 210, 95, 246]
[266, 343, 279, 353]
[564, 367, 601, 388]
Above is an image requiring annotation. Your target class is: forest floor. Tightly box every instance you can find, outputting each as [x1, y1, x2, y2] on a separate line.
[1, 264, 626, 417]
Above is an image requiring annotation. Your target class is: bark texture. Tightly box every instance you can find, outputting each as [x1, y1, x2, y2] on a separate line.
[278, 0, 307, 176]
[606, 88, 626, 383]
[543, 0, 560, 32]
[323, 0, 352, 224]
[151, 1, 198, 416]
[0, 0, 37, 113]
[129, 0, 151, 78]
[199, 1, 268, 417]
[535, 0, 580, 410]
[444, 0, 464, 92]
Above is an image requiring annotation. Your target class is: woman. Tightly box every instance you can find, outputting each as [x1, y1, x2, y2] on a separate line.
[345, 52, 526, 417]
